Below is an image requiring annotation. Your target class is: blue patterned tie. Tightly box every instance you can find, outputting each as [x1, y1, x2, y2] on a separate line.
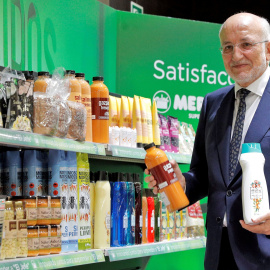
[229, 88, 250, 181]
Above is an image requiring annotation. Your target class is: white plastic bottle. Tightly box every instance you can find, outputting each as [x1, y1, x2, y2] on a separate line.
[240, 143, 269, 225]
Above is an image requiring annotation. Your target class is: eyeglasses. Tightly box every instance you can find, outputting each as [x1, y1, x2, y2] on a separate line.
[219, 40, 269, 55]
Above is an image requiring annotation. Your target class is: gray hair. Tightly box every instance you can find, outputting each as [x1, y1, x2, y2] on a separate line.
[219, 13, 270, 40]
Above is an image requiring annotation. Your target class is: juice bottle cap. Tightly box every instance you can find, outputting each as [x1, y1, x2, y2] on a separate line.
[65, 70, 75, 75]
[38, 71, 49, 76]
[143, 142, 156, 150]
[242, 143, 262, 154]
[96, 170, 109, 181]
[144, 188, 154, 197]
[114, 172, 126, 182]
[75, 73, 85, 78]
[126, 172, 133, 182]
[93, 76, 104, 81]
[26, 74, 34, 80]
[133, 173, 141, 183]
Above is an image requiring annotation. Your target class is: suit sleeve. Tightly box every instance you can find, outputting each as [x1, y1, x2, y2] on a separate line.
[183, 94, 209, 205]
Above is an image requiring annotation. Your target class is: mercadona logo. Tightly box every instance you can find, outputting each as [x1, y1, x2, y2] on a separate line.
[153, 90, 171, 113]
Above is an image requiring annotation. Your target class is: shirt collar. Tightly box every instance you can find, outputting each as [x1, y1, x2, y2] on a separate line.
[234, 66, 270, 98]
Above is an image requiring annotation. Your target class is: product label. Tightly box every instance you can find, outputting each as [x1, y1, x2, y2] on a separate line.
[160, 192, 170, 206]
[92, 98, 109, 120]
[52, 207, 61, 220]
[26, 208, 37, 221]
[28, 237, 39, 251]
[37, 207, 51, 220]
[250, 180, 263, 213]
[17, 220, 27, 237]
[81, 94, 92, 118]
[51, 236, 61, 248]
[150, 160, 178, 189]
[40, 236, 50, 249]
[4, 167, 22, 196]
[139, 215, 143, 227]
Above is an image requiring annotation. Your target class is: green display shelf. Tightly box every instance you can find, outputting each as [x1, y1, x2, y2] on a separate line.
[105, 237, 206, 262]
[0, 249, 105, 270]
[0, 128, 106, 155]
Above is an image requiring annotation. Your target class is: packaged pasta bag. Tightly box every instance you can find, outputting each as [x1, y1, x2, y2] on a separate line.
[3, 69, 34, 132]
[33, 67, 71, 137]
[46, 68, 72, 138]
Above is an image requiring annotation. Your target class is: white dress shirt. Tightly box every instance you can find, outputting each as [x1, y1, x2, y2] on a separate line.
[223, 66, 270, 227]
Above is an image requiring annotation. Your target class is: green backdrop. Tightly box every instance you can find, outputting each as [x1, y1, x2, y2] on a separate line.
[0, 1, 230, 269]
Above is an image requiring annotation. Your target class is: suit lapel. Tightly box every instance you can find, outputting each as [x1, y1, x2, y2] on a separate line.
[216, 86, 235, 186]
[230, 79, 270, 186]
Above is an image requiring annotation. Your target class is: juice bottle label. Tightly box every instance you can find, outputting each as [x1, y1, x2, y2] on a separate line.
[92, 98, 109, 120]
[150, 160, 178, 189]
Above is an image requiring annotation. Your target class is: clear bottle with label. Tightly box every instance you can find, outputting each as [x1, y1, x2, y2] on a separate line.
[66, 70, 81, 103]
[240, 143, 270, 224]
[133, 173, 142, 245]
[90, 76, 109, 144]
[94, 171, 111, 248]
[126, 173, 135, 246]
[75, 73, 92, 142]
[33, 72, 50, 93]
[144, 142, 189, 212]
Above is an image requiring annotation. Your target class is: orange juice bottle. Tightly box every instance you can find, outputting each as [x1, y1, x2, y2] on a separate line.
[75, 73, 92, 142]
[65, 70, 81, 103]
[144, 142, 189, 212]
[90, 76, 109, 144]
[33, 71, 50, 93]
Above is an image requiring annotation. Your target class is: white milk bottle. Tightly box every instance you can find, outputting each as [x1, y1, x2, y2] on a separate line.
[240, 143, 269, 225]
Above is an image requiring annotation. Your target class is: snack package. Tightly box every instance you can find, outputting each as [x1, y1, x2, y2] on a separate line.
[66, 101, 87, 141]
[186, 203, 198, 238]
[194, 201, 205, 237]
[158, 114, 171, 152]
[168, 116, 179, 153]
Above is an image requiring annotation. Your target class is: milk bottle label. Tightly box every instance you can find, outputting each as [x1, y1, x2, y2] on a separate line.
[250, 180, 263, 213]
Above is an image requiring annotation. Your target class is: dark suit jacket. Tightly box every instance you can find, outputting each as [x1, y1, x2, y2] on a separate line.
[183, 79, 270, 270]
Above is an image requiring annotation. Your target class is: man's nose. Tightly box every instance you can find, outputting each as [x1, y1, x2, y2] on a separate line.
[232, 45, 244, 61]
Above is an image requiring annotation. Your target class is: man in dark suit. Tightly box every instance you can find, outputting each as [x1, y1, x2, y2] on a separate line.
[146, 12, 270, 269]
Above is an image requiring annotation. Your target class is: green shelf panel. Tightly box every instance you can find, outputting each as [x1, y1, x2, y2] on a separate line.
[0, 250, 105, 270]
[0, 128, 106, 155]
[109, 145, 191, 164]
[106, 237, 206, 262]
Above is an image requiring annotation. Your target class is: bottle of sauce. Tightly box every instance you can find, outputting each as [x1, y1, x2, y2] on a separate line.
[94, 171, 111, 249]
[126, 173, 135, 246]
[133, 173, 142, 245]
[144, 142, 189, 212]
[240, 143, 270, 224]
[90, 76, 109, 144]
[33, 72, 50, 93]
[142, 189, 148, 244]
[65, 70, 81, 103]
[75, 73, 92, 142]
[146, 189, 155, 243]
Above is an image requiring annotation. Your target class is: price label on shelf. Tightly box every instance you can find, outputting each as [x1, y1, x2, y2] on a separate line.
[0, 250, 105, 270]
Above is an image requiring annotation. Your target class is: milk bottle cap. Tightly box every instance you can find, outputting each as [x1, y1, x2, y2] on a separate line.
[242, 143, 262, 154]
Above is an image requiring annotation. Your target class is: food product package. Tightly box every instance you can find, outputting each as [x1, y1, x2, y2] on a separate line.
[23, 150, 48, 196]
[115, 97, 121, 126]
[168, 116, 179, 153]
[0, 196, 6, 260]
[77, 152, 91, 250]
[128, 97, 133, 127]
[139, 97, 149, 145]
[152, 100, 161, 146]
[66, 151, 78, 252]
[119, 95, 130, 128]
[66, 101, 87, 141]
[158, 114, 171, 152]
[109, 95, 118, 127]
[132, 95, 143, 147]
[3, 151, 22, 196]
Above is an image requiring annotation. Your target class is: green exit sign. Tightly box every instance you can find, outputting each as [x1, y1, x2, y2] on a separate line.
[130, 1, 144, 14]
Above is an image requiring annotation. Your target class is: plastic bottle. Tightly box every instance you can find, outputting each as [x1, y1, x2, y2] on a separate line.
[154, 193, 161, 242]
[65, 70, 81, 103]
[89, 172, 95, 249]
[90, 76, 109, 144]
[144, 142, 189, 212]
[240, 143, 270, 225]
[146, 189, 155, 243]
[94, 171, 111, 248]
[142, 189, 148, 244]
[126, 173, 135, 245]
[75, 73, 92, 142]
[33, 71, 50, 93]
[111, 172, 126, 247]
[133, 173, 142, 244]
